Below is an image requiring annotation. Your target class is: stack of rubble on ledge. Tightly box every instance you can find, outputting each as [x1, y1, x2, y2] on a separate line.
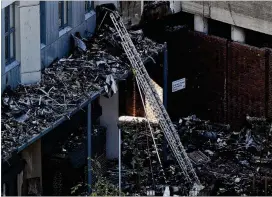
[108, 115, 272, 196]
[94, 24, 164, 64]
[1, 26, 163, 161]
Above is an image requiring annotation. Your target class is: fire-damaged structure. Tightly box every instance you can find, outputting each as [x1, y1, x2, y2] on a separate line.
[1, 5, 164, 195]
[108, 116, 272, 196]
[2, 1, 272, 196]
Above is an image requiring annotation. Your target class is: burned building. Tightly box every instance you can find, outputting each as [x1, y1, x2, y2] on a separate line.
[2, 1, 272, 196]
[1, 1, 164, 195]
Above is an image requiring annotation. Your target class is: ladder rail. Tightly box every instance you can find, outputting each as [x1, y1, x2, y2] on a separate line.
[109, 11, 200, 185]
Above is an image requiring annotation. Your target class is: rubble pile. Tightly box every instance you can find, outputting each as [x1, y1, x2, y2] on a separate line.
[1, 26, 163, 160]
[108, 116, 272, 196]
[178, 115, 272, 196]
[107, 117, 189, 196]
[94, 25, 164, 63]
[1, 44, 126, 159]
[44, 125, 106, 196]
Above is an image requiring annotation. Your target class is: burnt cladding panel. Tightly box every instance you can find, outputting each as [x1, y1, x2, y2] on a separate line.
[167, 29, 194, 120]
[167, 30, 227, 122]
[190, 32, 227, 123]
[227, 42, 266, 128]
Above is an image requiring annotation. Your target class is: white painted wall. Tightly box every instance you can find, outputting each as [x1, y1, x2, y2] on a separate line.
[1, 0, 16, 9]
[18, 1, 41, 84]
[100, 91, 119, 159]
[194, 15, 208, 34]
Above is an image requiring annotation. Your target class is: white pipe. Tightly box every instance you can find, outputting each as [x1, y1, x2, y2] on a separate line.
[119, 128, 121, 196]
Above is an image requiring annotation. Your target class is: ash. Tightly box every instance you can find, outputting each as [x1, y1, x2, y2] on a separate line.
[1, 25, 163, 161]
[107, 116, 272, 196]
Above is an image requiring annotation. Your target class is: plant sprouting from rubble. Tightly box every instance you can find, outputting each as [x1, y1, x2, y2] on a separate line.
[71, 157, 122, 196]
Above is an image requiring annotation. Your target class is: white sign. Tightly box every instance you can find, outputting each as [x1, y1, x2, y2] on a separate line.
[172, 78, 186, 92]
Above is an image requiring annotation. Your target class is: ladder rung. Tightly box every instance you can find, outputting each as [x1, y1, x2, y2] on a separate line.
[109, 11, 201, 188]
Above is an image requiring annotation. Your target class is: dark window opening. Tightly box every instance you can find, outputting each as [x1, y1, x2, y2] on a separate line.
[58, 1, 68, 29]
[40, 1, 46, 44]
[85, 1, 94, 13]
[208, 18, 231, 40]
[5, 3, 15, 65]
[245, 29, 272, 49]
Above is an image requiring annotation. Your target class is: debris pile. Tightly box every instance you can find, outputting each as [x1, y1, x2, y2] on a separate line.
[108, 117, 189, 196]
[43, 125, 106, 196]
[1, 25, 164, 160]
[178, 115, 272, 196]
[108, 116, 272, 196]
[95, 25, 164, 64]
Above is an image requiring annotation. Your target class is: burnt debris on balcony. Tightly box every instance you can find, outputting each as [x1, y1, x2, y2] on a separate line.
[107, 116, 272, 196]
[95, 24, 164, 64]
[1, 25, 163, 160]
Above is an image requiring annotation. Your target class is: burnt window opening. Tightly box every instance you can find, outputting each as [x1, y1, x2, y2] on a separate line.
[208, 18, 231, 40]
[245, 28, 272, 49]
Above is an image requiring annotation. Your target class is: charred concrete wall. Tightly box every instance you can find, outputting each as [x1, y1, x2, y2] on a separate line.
[166, 30, 272, 128]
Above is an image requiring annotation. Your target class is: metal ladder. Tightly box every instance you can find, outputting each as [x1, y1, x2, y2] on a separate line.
[109, 11, 201, 187]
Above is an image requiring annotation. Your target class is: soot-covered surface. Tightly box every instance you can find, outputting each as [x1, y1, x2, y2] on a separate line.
[1, 23, 163, 161]
[107, 116, 272, 196]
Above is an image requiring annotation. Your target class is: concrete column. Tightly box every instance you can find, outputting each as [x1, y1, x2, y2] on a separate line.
[231, 25, 246, 43]
[140, 0, 144, 15]
[194, 15, 208, 34]
[18, 1, 41, 84]
[100, 91, 119, 159]
[170, 1, 181, 14]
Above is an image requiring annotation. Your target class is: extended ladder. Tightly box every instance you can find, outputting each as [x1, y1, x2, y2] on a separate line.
[109, 11, 201, 188]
